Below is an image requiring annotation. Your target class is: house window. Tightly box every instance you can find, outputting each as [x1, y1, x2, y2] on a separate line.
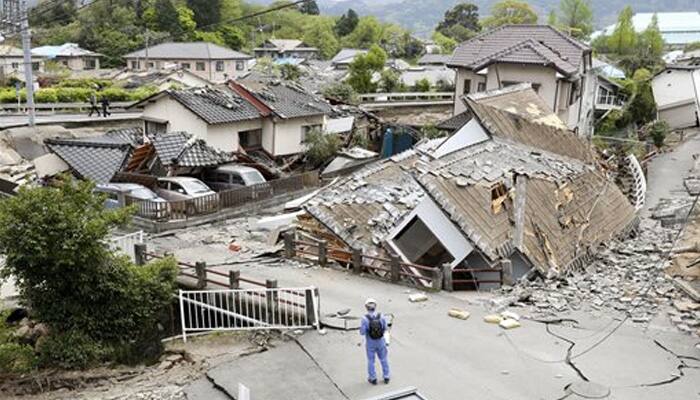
[147, 62, 155, 69]
[196, 62, 205, 71]
[11, 62, 18, 70]
[239, 129, 262, 150]
[463, 79, 471, 94]
[301, 124, 322, 144]
[181, 63, 191, 70]
[84, 59, 97, 70]
[145, 120, 167, 135]
[236, 61, 245, 71]
[32, 62, 39, 71]
[131, 60, 140, 69]
[477, 82, 486, 92]
[216, 61, 224, 72]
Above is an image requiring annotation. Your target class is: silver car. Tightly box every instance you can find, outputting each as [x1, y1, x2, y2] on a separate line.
[95, 183, 168, 219]
[156, 177, 218, 216]
[202, 164, 267, 192]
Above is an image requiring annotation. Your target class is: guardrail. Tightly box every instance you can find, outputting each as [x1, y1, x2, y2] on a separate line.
[123, 171, 320, 222]
[0, 101, 134, 114]
[283, 232, 443, 291]
[357, 92, 454, 104]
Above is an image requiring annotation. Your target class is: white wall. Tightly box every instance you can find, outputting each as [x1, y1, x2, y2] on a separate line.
[273, 115, 325, 156]
[261, 118, 275, 155]
[453, 68, 487, 114]
[142, 97, 208, 140]
[486, 64, 557, 110]
[652, 69, 696, 109]
[207, 119, 263, 152]
[126, 57, 249, 83]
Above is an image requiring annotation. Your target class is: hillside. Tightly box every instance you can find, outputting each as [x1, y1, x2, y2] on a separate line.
[251, 0, 700, 35]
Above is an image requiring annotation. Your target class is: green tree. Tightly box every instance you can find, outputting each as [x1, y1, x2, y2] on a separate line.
[280, 64, 302, 80]
[177, 5, 198, 39]
[379, 69, 401, 92]
[186, 0, 221, 29]
[482, 0, 538, 28]
[637, 14, 664, 66]
[432, 31, 458, 54]
[219, 25, 246, 50]
[547, 10, 557, 25]
[558, 0, 593, 39]
[335, 9, 359, 37]
[607, 6, 636, 55]
[347, 44, 387, 93]
[152, 0, 181, 37]
[303, 19, 340, 59]
[344, 16, 383, 49]
[305, 129, 342, 167]
[298, 0, 320, 15]
[414, 78, 431, 92]
[622, 68, 656, 127]
[30, 0, 77, 27]
[0, 179, 178, 367]
[322, 82, 357, 103]
[436, 2, 480, 41]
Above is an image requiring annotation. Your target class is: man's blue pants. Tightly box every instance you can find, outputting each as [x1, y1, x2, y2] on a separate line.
[366, 342, 390, 380]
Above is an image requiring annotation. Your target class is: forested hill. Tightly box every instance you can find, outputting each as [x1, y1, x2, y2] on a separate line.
[249, 0, 699, 35]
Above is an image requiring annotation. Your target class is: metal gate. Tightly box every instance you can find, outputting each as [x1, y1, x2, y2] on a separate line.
[178, 287, 320, 342]
[110, 231, 144, 261]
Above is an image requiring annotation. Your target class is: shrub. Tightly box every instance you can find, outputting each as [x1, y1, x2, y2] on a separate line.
[413, 78, 431, 92]
[55, 78, 112, 89]
[128, 86, 158, 101]
[35, 88, 59, 103]
[0, 342, 37, 373]
[649, 120, 669, 148]
[304, 129, 342, 167]
[0, 88, 21, 103]
[322, 82, 357, 103]
[100, 87, 131, 101]
[37, 330, 106, 370]
[55, 87, 92, 102]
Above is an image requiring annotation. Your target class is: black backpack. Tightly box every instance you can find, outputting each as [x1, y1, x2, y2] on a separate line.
[366, 313, 385, 340]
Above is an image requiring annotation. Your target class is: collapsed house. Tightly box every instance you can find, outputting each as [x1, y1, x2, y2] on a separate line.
[302, 84, 639, 289]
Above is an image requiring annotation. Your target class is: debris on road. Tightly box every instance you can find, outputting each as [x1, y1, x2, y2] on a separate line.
[499, 318, 521, 329]
[448, 308, 470, 320]
[408, 293, 428, 303]
[484, 314, 502, 324]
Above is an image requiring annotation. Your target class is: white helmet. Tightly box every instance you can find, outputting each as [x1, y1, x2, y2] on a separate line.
[365, 298, 377, 307]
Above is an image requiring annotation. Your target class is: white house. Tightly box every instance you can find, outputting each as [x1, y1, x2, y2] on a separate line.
[447, 25, 596, 137]
[0, 45, 44, 78]
[133, 81, 332, 157]
[123, 42, 253, 83]
[254, 39, 319, 61]
[651, 65, 700, 129]
[32, 43, 102, 70]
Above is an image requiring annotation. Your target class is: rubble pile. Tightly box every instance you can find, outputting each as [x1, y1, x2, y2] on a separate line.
[501, 219, 699, 335]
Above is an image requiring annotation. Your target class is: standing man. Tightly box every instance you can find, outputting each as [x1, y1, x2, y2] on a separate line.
[360, 298, 390, 385]
[88, 91, 100, 117]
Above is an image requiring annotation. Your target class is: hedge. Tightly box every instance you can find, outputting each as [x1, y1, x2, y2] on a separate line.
[0, 86, 157, 104]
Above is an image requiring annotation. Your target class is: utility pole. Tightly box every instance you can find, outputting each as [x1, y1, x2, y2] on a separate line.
[19, 0, 34, 126]
[0, 0, 34, 126]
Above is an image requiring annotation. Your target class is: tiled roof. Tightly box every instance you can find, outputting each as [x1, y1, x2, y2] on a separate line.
[45, 137, 131, 183]
[417, 54, 450, 65]
[105, 127, 145, 147]
[152, 131, 233, 167]
[124, 42, 252, 60]
[437, 111, 472, 131]
[167, 87, 263, 124]
[240, 80, 333, 119]
[331, 49, 366, 64]
[448, 25, 589, 76]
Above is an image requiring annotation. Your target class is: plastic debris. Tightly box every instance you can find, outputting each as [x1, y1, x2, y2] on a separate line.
[408, 293, 428, 302]
[448, 309, 470, 320]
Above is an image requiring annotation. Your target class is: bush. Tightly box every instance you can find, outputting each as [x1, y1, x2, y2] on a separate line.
[100, 87, 131, 101]
[127, 86, 158, 101]
[37, 330, 107, 370]
[305, 129, 342, 167]
[55, 78, 112, 89]
[413, 78, 431, 92]
[55, 87, 92, 102]
[649, 120, 669, 148]
[35, 88, 59, 103]
[322, 82, 357, 103]
[0, 342, 37, 373]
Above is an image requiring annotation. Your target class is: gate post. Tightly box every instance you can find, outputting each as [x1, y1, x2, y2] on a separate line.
[304, 288, 316, 327]
[500, 259, 513, 286]
[195, 261, 207, 289]
[318, 240, 328, 268]
[284, 231, 296, 259]
[352, 248, 363, 274]
[229, 270, 240, 289]
[266, 279, 278, 324]
[390, 255, 401, 282]
[134, 243, 147, 266]
[442, 263, 453, 292]
[178, 290, 187, 343]
[432, 267, 444, 292]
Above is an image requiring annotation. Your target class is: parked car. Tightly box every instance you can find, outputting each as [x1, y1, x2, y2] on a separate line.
[95, 183, 169, 220]
[201, 164, 267, 192]
[156, 177, 218, 216]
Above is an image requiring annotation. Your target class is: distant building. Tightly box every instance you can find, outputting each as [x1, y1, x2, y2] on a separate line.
[0, 45, 44, 78]
[447, 25, 595, 137]
[651, 65, 700, 130]
[32, 43, 102, 70]
[254, 39, 319, 61]
[593, 12, 700, 48]
[417, 54, 450, 66]
[123, 42, 253, 83]
[331, 48, 366, 69]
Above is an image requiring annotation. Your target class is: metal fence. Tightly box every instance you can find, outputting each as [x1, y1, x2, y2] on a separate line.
[110, 231, 144, 261]
[178, 287, 320, 341]
[125, 171, 320, 221]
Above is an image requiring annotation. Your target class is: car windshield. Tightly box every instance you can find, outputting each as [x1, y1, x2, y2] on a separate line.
[241, 171, 265, 185]
[180, 180, 211, 194]
[129, 187, 159, 200]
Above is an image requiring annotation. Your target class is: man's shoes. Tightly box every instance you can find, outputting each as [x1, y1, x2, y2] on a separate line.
[368, 378, 377, 385]
[384, 377, 390, 384]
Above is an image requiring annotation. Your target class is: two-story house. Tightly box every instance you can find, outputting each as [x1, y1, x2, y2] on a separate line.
[133, 81, 332, 157]
[123, 42, 253, 83]
[254, 39, 319, 61]
[447, 25, 596, 137]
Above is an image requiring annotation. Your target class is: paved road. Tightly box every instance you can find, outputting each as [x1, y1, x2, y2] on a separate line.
[0, 112, 142, 129]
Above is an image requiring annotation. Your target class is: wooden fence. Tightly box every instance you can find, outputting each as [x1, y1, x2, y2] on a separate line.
[124, 171, 320, 221]
[283, 232, 443, 291]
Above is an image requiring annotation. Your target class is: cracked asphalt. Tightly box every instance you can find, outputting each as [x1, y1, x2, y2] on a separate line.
[169, 134, 700, 400]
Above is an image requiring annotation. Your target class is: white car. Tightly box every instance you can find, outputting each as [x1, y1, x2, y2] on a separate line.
[156, 177, 218, 216]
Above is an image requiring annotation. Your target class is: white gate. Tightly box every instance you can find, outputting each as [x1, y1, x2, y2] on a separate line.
[110, 231, 144, 261]
[178, 287, 320, 342]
